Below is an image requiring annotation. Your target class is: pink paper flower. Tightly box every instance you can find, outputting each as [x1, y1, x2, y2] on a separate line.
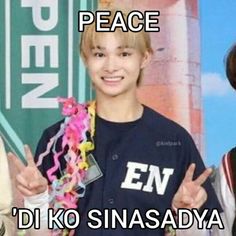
[58, 97, 78, 116]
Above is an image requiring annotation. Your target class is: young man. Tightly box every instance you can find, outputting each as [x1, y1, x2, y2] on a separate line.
[9, 8, 222, 236]
[212, 44, 236, 236]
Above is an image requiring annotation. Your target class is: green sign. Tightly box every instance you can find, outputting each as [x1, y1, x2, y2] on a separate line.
[0, 0, 97, 161]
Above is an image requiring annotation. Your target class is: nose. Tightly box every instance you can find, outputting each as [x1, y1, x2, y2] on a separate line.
[103, 56, 119, 73]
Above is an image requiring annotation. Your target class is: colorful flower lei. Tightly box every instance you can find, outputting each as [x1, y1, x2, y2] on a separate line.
[36, 97, 96, 235]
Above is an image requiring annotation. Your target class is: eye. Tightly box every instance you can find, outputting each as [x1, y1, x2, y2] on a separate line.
[94, 52, 105, 58]
[121, 51, 131, 57]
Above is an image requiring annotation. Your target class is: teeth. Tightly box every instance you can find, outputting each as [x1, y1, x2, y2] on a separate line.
[102, 77, 123, 81]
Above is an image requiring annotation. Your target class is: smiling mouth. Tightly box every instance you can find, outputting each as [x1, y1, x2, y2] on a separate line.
[101, 76, 124, 82]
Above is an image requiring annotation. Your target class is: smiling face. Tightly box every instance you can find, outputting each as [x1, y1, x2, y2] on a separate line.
[83, 32, 150, 98]
[80, 8, 153, 99]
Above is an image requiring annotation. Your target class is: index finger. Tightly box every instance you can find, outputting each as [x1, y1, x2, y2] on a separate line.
[183, 163, 196, 182]
[194, 168, 212, 186]
[8, 152, 25, 172]
[24, 145, 36, 167]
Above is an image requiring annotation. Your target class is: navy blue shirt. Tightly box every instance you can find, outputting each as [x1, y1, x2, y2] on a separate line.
[35, 105, 222, 236]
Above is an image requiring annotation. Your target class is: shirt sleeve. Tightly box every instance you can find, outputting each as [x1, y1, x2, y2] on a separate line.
[212, 155, 235, 236]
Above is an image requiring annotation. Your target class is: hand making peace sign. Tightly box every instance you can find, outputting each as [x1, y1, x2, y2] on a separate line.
[8, 145, 48, 197]
[172, 163, 212, 210]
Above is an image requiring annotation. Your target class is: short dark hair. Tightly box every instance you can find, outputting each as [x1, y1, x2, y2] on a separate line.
[225, 44, 236, 90]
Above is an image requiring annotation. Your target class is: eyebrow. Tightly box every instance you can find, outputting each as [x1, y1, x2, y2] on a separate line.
[92, 45, 132, 50]
[92, 46, 105, 50]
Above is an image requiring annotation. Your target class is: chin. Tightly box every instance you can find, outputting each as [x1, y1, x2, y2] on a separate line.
[96, 88, 126, 98]
[94, 83, 135, 98]
[103, 91, 124, 98]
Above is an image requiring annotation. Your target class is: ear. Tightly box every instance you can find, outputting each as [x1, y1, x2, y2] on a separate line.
[140, 51, 151, 69]
[81, 53, 88, 67]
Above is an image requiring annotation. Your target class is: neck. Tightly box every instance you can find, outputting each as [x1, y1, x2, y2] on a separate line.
[96, 92, 143, 122]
